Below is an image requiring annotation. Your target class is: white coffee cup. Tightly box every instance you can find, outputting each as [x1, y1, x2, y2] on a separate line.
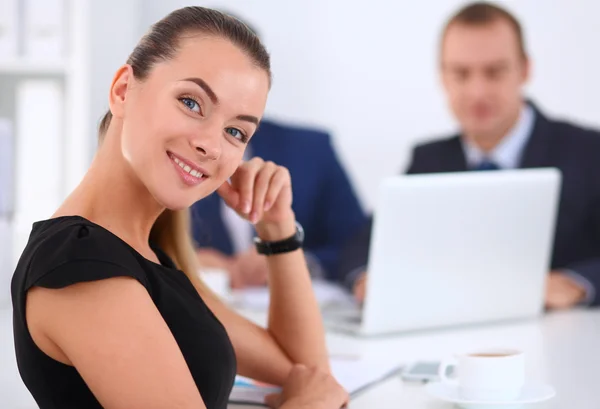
[438, 348, 525, 401]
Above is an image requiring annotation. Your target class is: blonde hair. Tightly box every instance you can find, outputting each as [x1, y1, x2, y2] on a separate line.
[149, 209, 209, 293]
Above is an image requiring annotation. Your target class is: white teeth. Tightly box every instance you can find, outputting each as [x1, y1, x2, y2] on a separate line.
[170, 154, 203, 178]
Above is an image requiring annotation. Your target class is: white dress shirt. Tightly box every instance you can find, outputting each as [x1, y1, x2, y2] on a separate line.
[461, 104, 535, 169]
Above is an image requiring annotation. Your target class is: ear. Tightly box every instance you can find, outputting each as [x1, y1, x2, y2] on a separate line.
[521, 56, 531, 85]
[108, 64, 134, 119]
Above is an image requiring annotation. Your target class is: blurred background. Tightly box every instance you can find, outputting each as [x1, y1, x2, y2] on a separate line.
[1, 0, 600, 305]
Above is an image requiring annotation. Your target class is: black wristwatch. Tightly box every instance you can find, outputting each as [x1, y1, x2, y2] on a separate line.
[254, 222, 305, 255]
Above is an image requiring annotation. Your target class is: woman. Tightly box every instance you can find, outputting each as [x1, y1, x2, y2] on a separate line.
[11, 7, 347, 409]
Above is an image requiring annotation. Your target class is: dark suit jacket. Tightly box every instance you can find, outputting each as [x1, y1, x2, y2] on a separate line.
[191, 119, 366, 280]
[338, 104, 600, 306]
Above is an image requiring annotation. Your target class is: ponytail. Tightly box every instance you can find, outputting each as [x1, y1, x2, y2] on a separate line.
[150, 209, 209, 293]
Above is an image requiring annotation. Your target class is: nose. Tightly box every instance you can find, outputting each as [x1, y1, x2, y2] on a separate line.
[190, 126, 221, 161]
[466, 74, 491, 100]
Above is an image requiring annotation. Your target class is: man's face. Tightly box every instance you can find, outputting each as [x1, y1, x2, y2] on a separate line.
[440, 20, 529, 140]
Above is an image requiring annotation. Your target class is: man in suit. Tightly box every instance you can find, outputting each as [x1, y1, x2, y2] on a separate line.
[192, 119, 366, 288]
[340, 2, 600, 309]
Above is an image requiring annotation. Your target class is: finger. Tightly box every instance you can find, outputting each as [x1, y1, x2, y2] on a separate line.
[560, 275, 585, 294]
[217, 181, 240, 210]
[544, 286, 559, 308]
[546, 290, 575, 309]
[545, 275, 558, 290]
[545, 284, 560, 302]
[231, 158, 263, 216]
[263, 166, 291, 212]
[548, 297, 571, 310]
[264, 393, 282, 408]
[562, 287, 582, 306]
[251, 161, 278, 223]
[547, 276, 582, 307]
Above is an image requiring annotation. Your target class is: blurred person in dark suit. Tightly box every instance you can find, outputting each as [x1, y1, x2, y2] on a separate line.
[191, 14, 366, 288]
[340, 2, 600, 310]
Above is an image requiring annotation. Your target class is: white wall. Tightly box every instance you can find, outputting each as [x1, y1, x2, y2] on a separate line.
[88, 0, 142, 161]
[140, 0, 600, 209]
[0, 0, 145, 269]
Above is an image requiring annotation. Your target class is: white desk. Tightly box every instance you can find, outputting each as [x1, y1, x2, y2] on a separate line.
[231, 309, 600, 409]
[1, 307, 599, 408]
[321, 309, 599, 409]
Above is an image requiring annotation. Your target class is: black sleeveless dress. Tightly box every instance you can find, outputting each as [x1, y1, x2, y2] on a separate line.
[11, 216, 236, 409]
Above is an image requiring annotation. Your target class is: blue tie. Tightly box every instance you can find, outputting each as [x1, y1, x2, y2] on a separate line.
[474, 159, 500, 171]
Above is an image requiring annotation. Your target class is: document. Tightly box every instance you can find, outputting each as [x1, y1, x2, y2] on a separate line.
[229, 355, 403, 405]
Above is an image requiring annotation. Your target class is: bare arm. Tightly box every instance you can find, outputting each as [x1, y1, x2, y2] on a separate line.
[196, 243, 328, 386]
[26, 277, 207, 409]
[197, 286, 295, 385]
[258, 219, 329, 371]
[199, 158, 330, 386]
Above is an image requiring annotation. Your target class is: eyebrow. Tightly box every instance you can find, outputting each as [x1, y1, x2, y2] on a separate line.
[182, 77, 261, 126]
[182, 77, 219, 104]
[237, 114, 260, 126]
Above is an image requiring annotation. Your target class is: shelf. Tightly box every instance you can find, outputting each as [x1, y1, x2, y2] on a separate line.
[0, 60, 68, 76]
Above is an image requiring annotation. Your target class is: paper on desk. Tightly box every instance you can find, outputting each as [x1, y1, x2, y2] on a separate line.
[229, 280, 354, 310]
[229, 356, 403, 405]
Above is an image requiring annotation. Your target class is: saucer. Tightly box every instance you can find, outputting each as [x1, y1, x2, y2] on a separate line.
[425, 382, 556, 409]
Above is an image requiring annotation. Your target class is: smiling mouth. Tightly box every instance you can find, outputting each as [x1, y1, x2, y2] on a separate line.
[170, 154, 203, 177]
[167, 151, 208, 185]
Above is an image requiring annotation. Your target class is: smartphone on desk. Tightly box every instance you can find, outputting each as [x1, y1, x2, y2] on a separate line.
[401, 361, 454, 383]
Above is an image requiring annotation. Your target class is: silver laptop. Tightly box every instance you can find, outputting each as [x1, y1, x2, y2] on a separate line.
[326, 168, 561, 336]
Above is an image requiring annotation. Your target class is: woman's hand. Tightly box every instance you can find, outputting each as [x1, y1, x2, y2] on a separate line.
[265, 365, 348, 409]
[215, 158, 329, 382]
[217, 157, 296, 241]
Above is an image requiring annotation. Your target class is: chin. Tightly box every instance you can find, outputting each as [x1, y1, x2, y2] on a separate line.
[158, 188, 218, 211]
[465, 119, 496, 136]
[150, 190, 194, 211]
[158, 199, 193, 212]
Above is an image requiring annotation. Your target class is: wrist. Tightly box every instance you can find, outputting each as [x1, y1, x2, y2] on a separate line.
[255, 213, 297, 241]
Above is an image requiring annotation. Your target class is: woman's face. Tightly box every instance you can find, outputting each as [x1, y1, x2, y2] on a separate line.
[113, 35, 270, 210]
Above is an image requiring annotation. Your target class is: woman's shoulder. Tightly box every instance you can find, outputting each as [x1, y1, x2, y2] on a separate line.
[15, 215, 150, 292]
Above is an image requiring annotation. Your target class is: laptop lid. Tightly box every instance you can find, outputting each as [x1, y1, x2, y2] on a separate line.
[360, 168, 561, 335]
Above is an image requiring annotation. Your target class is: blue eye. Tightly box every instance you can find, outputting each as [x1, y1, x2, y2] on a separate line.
[180, 97, 201, 114]
[226, 127, 245, 141]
